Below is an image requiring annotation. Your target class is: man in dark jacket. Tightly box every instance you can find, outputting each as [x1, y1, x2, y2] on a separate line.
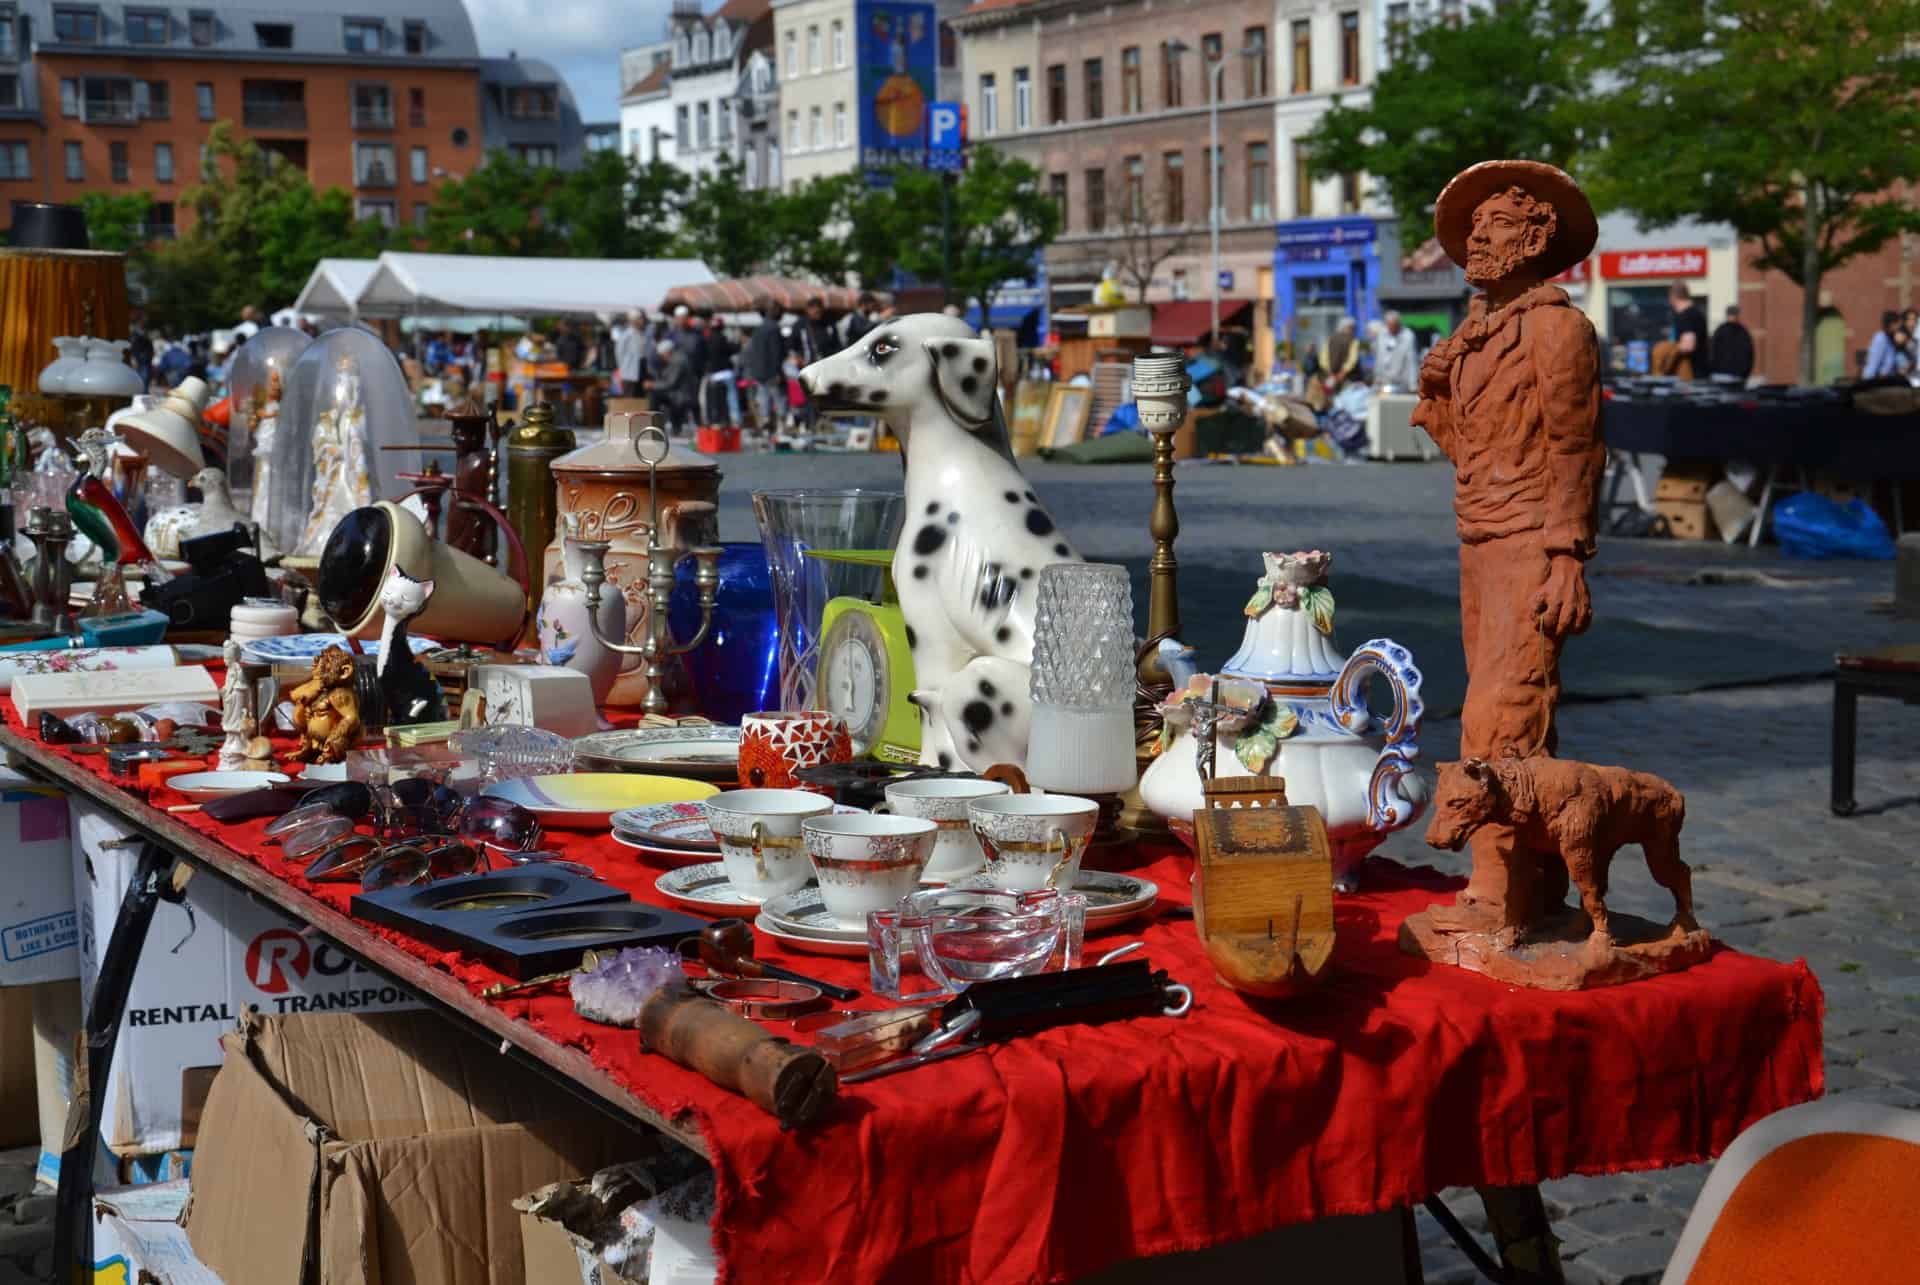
[702, 317, 739, 425]
[744, 299, 787, 429]
[1709, 305, 1755, 382]
[789, 297, 839, 367]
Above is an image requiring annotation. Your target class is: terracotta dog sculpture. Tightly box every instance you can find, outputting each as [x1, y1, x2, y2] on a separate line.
[1426, 755, 1697, 948]
[798, 314, 1080, 772]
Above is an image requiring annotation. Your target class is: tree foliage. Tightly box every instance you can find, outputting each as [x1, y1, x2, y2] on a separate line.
[1304, 0, 1589, 250]
[422, 150, 564, 256]
[79, 192, 155, 252]
[1579, 0, 1920, 382]
[672, 155, 780, 277]
[884, 147, 1060, 310]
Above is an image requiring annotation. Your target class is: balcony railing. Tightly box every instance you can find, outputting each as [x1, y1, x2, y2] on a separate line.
[139, 221, 175, 241]
[243, 102, 307, 130]
[84, 100, 136, 124]
[356, 164, 395, 189]
[353, 106, 394, 129]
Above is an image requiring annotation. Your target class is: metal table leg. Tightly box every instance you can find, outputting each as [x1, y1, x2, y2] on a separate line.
[51, 842, 184, 1277]
[1832, 676, 1859, 817]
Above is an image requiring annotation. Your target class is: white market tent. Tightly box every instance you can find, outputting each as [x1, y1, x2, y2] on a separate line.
[350, 252, 715, 320]
[292, 258, 379, 319]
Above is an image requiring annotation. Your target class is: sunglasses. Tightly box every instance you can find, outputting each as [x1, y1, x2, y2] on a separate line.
[275, 780, 546, 877]
[309, 834, 594, 889]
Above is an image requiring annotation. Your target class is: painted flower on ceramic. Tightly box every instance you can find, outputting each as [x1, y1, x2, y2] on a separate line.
[1244, 550, 1334, 617]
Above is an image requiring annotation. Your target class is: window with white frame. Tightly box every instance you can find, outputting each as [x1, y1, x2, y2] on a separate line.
[692, 29, 708, 63]
[357, 198, 396, 227]
[677, 104, 690, 148]
[1013, 67, 1030, 129]
[675, 32, 689, 67]
[719, 100, 733, 143]
[787, 108, 800, 151]
[806, 25, 820, 73]
[831, 19, 845, 67]
[410, 145, 427, 182]
[715, 25, 730, 60]
[809, 105, 822, 150]
[697, 101, 710, 147]
[783, 30, 796, 78]
[0, 141, 29, 180]
[154, 141, 173, 181]
[979, 73, 996, 134]
[833, 101, 846, 146]
[63, 141, 81, 180]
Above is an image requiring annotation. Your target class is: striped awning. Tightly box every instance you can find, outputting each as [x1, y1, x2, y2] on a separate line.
[659, 277, 873, 316]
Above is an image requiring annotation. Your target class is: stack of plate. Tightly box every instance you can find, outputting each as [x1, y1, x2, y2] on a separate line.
[572, 726, 743, 782]
[752, 872, 1163, 957]
[610, 801, 723, 864]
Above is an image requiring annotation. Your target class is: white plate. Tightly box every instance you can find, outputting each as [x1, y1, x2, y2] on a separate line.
[654, 863, 767, 914]
[758, 888, 867, 943]
[240, 633, 438, 665]
[753, 912, 867, 958]
[299, 763, 349, 782]
[610, 802, 720, 852]
[168, 770, 290, 801]
[609, 831, 718, 865]
[951, 871, 1160, 925]
[572, 726, 742, 780]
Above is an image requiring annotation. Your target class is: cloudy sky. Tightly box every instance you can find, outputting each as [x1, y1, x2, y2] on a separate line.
[465, 0, 671, 124]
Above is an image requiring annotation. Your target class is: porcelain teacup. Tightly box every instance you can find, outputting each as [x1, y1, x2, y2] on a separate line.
[802, 813, 937, 927]
[873, 777, 1013, 880]
[968, 794, 1100, 893]
[705, 788, 834, 903]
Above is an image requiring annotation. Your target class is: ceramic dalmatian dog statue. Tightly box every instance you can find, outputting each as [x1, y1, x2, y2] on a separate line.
[799, 314, 1082, 773]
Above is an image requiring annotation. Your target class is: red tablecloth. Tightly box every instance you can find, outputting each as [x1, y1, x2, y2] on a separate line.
[15, 694, 1825, 1284]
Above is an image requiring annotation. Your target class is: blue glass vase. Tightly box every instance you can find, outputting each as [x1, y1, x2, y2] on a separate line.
[670, 542, 779, 724]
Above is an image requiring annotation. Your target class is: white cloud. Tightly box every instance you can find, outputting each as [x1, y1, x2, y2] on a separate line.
[463, 0, 672, 121]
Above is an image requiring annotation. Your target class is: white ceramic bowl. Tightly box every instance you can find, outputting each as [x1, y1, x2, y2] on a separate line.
[169, 770, 290, 801]
[705, 788, 835, 903]
[968, 794, 1100, 892]
[802, 812, 937, 927]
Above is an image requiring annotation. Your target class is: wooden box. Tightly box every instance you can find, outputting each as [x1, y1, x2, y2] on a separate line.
[1655, 473, 1712, 503]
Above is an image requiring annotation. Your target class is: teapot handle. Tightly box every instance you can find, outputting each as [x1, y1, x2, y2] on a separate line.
[1328, 639, 1425, 831]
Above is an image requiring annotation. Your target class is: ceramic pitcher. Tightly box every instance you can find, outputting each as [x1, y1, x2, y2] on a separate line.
[536, 524, 627, 723]
[1138, 551, 1428, 890]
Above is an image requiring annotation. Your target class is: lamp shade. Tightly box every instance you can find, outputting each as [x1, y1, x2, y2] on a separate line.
[68, 338, 144, 398]
[8, 202, 89, 250]
[118, 376, 207, 478]
[317, 501, 526, 649]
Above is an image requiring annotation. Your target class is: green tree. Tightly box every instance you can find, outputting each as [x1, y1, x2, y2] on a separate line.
[253, 184, 389, 305]
[548, 151, 689, 257]
[764, 172, 868, 284]
[79, 191, 156, 252]
[423, 151, 565, 255]
[1304, 0, 1588, 250]
[1580, 0, 1920, 384]
[886, 147, 1060, 312]
[673, 155, 778, 277]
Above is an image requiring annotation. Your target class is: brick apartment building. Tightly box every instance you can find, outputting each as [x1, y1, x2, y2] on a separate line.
[0, 0, 581, 237]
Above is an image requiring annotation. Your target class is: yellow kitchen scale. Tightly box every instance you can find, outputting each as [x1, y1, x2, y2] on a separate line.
[808, 548, 920, 764]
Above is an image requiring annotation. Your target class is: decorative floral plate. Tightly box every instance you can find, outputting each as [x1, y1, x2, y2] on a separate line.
[757, 888, 868, 943]
[240, 633, 438, 666]
[951, 871, 1159, 927]
[609, 831, 714, 866]
[610, 801, 720, 852]
[572, 725, 742, 781]
[751, 911, 867, 958]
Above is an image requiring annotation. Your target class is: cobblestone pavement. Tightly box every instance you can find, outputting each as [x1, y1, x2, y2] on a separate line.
[720, 449, 1920, 1284]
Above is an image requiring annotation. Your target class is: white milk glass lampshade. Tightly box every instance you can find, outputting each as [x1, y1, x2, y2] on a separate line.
[1028, 561, 1138, 793]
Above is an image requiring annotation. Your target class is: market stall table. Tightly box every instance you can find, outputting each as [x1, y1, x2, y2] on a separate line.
[7, 697, 1823, 1284]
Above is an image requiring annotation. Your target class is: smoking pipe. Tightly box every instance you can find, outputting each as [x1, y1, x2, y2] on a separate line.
[699, 918, 859, 1002]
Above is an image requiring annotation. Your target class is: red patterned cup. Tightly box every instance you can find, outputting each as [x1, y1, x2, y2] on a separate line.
[739, 711, 854, 791]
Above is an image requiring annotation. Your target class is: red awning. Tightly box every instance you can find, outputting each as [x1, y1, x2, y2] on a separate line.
[1150, 298, 1253, 345]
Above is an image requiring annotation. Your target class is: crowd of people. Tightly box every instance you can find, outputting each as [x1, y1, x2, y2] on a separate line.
[1862, 308, 1920, 381]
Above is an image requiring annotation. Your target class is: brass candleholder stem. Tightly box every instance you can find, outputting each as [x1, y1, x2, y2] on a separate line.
[1147, 426, 1181, 651]
[575, 419, 721, 715]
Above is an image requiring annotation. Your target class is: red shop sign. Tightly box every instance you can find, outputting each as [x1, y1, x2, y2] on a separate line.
[1550, 258, 1590, 284]
[1600, 247, 1708, 279]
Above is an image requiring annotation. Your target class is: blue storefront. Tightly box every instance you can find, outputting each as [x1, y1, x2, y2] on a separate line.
[1271, 215, 1381, 359]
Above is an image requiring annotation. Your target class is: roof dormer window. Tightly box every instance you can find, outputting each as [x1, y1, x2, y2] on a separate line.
[344, 18, 383, 54]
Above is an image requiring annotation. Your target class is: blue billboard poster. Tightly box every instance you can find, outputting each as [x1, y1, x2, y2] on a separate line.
[857, 0, 936, 175]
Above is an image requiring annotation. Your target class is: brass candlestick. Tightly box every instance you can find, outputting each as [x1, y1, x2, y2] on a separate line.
[1133, 354, 1192, 680]
[575, 418, 721, 716]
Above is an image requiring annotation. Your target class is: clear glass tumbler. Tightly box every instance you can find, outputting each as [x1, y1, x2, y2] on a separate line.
[750, 489, 904, 712]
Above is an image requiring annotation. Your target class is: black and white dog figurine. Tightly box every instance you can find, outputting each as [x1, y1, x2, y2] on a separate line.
[799, 314, 1081, 772]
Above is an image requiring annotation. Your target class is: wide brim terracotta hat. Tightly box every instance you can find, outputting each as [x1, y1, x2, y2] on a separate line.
[1434, 159, 1597, 281]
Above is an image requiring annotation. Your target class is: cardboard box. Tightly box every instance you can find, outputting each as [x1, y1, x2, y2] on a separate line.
[90, 1180, 225, 1285]
[187, 1010, 651, 1285]
[1655, 498, 1718, 541]
[0, 768, 78, 985]
[1655, 474, 1712, 503]
[72, 797, 419, 1157]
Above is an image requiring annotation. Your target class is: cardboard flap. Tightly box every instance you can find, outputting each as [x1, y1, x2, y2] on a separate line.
[183, 1032, 321, 1285]
[252, 1010, 562, 1141]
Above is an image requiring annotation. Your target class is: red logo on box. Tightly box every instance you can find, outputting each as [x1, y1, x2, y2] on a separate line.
[1599, 248, 1707, 279]
[246, 929, 311, 994]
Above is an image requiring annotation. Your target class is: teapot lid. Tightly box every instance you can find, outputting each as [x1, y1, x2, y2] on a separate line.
[553, 410, 718, 476]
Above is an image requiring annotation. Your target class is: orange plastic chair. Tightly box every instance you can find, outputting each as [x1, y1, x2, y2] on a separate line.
[1662, 1100, 1920, 1284]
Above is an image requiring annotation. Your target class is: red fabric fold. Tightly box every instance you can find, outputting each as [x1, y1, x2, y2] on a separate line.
[9, 690, 1824, 1284]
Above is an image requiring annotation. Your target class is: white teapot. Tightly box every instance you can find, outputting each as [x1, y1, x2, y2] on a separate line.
[1139, 551, 1428, 891]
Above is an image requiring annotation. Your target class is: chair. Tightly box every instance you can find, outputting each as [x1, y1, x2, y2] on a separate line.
[1660, 1099, 1920, 1284]
[1830, 645, 1920, 814]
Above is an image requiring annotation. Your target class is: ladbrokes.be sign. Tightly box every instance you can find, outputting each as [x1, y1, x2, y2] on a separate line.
[1599, 248, 1708, 279]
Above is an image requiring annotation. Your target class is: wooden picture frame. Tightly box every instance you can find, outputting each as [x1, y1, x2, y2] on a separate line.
[1010, 381, 1051, 457]
[1041, 385, 1094, 449]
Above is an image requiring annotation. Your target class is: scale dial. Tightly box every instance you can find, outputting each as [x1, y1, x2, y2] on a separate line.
[820, 610, 891, 754]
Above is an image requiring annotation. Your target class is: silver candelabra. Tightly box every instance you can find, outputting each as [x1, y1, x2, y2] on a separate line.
[575, 417, 722, 716]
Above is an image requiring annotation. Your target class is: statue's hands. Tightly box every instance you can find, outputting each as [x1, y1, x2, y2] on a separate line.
[1418, 346, 1453, 400]
[1534, 555, 1592, 641]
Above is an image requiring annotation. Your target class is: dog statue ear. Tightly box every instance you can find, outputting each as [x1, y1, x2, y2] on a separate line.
[925, 337, 998, 428]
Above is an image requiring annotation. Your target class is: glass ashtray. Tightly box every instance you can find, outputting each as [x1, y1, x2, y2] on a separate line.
[867, 886, 1085, 1000]
[448, 725, 575, 784]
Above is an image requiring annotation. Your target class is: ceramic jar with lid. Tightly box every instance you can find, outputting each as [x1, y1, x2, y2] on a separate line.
[543, 413, 721, 707]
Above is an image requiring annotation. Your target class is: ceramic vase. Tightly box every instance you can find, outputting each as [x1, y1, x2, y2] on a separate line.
[536, 536, 627, 720]
[1139, 551, 1429, 891]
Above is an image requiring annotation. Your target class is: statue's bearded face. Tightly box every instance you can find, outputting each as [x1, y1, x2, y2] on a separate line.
[1465, 190, 1553, 288]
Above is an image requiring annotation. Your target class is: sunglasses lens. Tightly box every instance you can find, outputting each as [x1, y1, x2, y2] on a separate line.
[425, 842, 484, 880]
[304, 834, 381, 881]
[278, 813, 356, 858]
[458, 802, 541, 852]
[311, 781, 373, 819]
[361, 849, 429, 891]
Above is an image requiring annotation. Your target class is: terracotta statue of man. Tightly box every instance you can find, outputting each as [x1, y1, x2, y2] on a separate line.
[1411, 160, 1604, 935]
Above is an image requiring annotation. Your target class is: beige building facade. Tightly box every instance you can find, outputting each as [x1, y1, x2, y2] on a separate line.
[771, 0, 861, 188]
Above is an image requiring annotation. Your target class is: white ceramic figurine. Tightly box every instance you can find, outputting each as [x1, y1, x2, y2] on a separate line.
[798, 314, 1082, 773]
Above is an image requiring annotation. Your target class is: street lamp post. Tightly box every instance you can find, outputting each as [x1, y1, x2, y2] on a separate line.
[1165, 39, 1262, 349]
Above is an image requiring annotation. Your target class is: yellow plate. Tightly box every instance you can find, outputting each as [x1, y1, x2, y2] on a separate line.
[479, 773, 718, 829]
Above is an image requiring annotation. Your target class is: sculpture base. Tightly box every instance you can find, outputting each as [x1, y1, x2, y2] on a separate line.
[1399, 905, 1714, 991]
